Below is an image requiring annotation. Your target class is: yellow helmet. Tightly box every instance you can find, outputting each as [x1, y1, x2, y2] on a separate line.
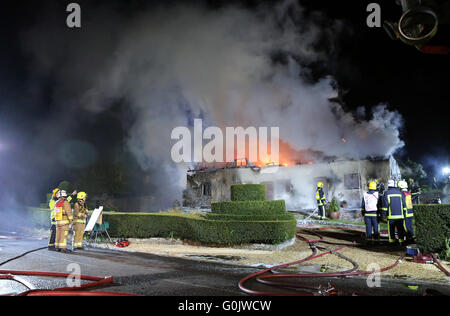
[317, 182, 324, 188]
[77, 192, 87, 200]
[368, 181, 377, 190]
[52, 188, 60, 198]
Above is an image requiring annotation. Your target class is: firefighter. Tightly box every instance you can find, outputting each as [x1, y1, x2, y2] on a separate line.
[398, 180, 415, 243]
[48, 189, 77, 250]
[315, 182, 327, 220]
[409, 178, 421, 204]
[382, 180, 407, 245]
[47, 188, 60, 251]
[72, 192, 88, 250]
[54, 190, 74, 253]
[361, 181, 380, 244]
[375, 179, 385, 212]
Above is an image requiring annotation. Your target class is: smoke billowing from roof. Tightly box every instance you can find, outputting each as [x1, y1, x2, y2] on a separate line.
[21, 1, 404, 208]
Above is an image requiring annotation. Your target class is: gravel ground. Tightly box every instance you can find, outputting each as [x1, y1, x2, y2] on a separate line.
[90, 226, 450, 285]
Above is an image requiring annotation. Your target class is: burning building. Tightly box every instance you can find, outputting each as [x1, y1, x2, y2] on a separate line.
[183, 156, 401, 211]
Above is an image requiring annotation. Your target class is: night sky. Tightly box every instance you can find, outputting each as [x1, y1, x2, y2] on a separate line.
[0, 0, 449, 205]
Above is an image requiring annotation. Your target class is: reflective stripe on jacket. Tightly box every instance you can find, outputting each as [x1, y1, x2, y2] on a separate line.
[73, 201, 88, 224]
[55, 199, 73, 225]
[402, 191, 414, 217]
[382, 188, 407, 220]
[49, 199, 56, 222]
[315, 188, 326, 206]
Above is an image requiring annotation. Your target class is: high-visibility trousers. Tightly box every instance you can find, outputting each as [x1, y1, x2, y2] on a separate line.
[55, 224, 70, 249]
[388, 219, 405, 244]
[48, 224, 56, 248]
[317, 205, 326, 219]
[403, 217, 414, 240]
[73, 222, 86, 249]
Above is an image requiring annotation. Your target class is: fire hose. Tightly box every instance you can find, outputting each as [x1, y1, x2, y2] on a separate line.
[0, 247, 138, 296]
[238, 225, 449, 296]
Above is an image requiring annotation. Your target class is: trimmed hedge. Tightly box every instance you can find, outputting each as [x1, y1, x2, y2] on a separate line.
[414, 204, 450, 255]
[205, 212, 295, 222]
[211, 200, 286, 215]
[103, 212, 296, 245]
[231, 184, 266, 201]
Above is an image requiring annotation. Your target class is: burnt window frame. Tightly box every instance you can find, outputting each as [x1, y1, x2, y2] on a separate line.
[344, 173, 361, 190]
[201, 182, 212, 197]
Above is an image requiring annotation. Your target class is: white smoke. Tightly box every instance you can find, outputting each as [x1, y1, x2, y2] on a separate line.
[22, 1, 404, 208]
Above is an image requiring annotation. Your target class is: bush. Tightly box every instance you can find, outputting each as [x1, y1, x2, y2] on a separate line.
[25, 182, 296, 245]
[103, 212, 297, 245]
[328, 197, 340, 213]
[205, 212, 295, 221]
[414, 204, 450, 255]
[231, 184, 266, 201]
[211, 200, 286, 215]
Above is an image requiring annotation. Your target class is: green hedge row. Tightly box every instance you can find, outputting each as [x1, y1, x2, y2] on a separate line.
[231, 184, 266, 201]
[211, 200, 286, 215]
[205, 212, 295, 222]
[414, 204, 450, 256]
[103, 213, 296, 245]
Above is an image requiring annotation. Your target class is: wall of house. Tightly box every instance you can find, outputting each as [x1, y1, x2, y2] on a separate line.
[184, 158, 400, 210]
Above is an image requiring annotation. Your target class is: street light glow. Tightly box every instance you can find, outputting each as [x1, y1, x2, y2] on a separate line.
[443, 167, 450, 175]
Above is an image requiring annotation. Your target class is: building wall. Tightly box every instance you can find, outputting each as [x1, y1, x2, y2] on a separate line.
[184, 158, 400, 210]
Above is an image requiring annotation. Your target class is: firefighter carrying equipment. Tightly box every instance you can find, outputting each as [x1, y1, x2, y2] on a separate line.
[54, 198, 73, 250]
[316, 186, 327, 220]
[73, 200, 88, 249]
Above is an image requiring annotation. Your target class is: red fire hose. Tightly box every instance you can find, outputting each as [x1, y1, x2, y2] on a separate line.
[0, 268, 139, 296]
[239, 226, 407, 296]
[0, 245, 139, 296]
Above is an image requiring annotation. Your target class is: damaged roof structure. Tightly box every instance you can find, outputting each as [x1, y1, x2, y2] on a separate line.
[183, 156, 401, 211]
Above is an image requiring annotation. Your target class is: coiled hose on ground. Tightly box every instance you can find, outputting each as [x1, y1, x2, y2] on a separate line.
[0, 246, 137, 296]
[239, 225, 449, 296]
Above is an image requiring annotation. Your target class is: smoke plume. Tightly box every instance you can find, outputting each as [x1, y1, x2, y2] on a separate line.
[21, 1, 404, 208]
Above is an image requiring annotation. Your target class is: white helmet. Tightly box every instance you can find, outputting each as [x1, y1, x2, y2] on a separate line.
[387, 179, 396, 187]
[56, 190, 68, 198]
[398, 180, 408, 190]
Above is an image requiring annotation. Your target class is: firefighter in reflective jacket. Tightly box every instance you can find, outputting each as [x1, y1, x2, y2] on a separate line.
[382, 180, 407, 245]
[48, 188, 77, 251]
[54, 190, 74, 253]
[316, 182, 327, 220]
[361, 181, 380, 243]
[398, 180, 415, 242]
[72, 192, 88, 250]
[48, 188, 60, 251]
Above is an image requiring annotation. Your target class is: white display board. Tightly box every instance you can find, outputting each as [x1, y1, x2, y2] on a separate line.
[84, 206, 103, 232]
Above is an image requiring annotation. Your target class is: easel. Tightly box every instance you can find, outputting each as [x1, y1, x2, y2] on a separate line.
[85, 207, 114, 245]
